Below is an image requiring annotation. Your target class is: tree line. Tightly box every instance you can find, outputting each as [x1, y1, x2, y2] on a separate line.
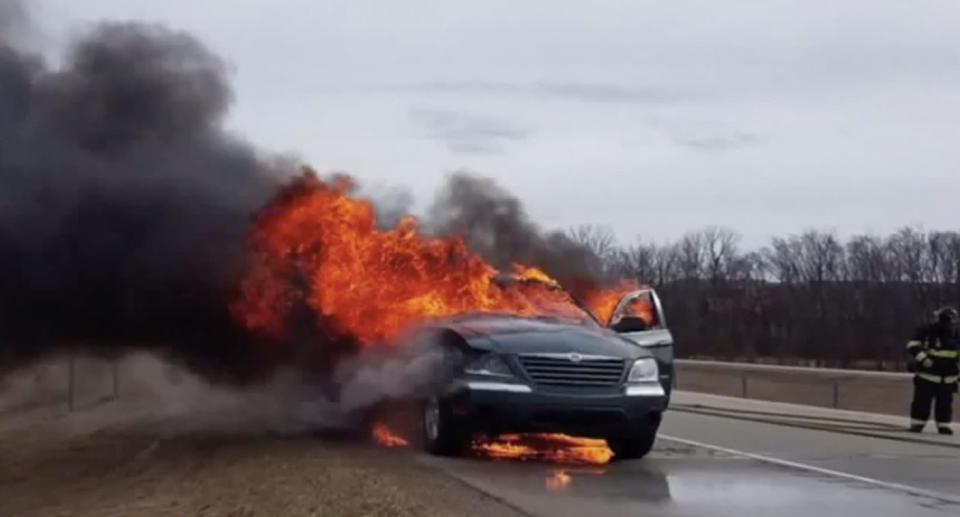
[568, 225, 960, 370]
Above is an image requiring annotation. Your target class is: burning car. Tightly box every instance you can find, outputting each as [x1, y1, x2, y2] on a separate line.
[232, 174, 674, 460]
[416, 286, 673, 460]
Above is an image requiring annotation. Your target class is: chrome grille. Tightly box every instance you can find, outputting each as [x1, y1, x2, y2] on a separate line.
[517, 355, 626, 387]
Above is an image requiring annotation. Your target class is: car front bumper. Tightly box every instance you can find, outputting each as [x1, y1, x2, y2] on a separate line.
[443, 379, 668, 439]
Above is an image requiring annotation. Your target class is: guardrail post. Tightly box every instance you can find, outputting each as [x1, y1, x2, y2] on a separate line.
[741, 371, 748, 398]
[67, 353, 75, 412]
[112, 360, 119, 400]
[832, 380, 839, 408]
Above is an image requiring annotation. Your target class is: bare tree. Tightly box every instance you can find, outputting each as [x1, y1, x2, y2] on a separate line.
[728, 251, 768, 282]
[567, 225, 616, 259]
[585, 225, 958, 370]
[847, 234, 890, 282]
[927, 231, 960, 284]
[701, 226, 740, 285]
[887, 228, 927, 281]
[566, 224, 617, 279]
[676, 232, 704, 280]
[653, 243, 680, 286]
[764, 238, 801, 283]
[795, 230, 845, 283]
[887, 227, 935, 311]
[612, 240, 658, 285]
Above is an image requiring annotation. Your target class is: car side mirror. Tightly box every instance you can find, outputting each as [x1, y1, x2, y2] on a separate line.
[611, 316, 648, 333]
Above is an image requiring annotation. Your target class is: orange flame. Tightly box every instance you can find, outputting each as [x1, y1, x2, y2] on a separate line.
[371, 422, 409, 447]
[546, 470, 572, 491]
[472, 433, 614, 465]
[618, 293, 657, 327]
[512, 264, 560, 286]
[583, 281, 641, 325]
[233, 171, 610, 344]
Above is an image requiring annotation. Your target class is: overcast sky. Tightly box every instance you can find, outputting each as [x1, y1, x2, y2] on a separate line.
[30, 0, 960, 247]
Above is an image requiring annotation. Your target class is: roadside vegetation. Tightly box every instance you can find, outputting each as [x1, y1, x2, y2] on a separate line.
[569, 225, 960, 369]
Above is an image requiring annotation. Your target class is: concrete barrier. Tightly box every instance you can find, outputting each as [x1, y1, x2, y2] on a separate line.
[674, 359, 960, 418]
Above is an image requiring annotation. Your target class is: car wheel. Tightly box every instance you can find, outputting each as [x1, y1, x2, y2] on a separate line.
[422, 396, 467, 456]
[611, 426, 658, 460]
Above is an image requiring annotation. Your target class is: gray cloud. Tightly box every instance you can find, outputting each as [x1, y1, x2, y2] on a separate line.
[409, 107, 532, 154]
[646, 118, 762, 151]
[394, 81, 686, 104]
[34, 0, 960, 247]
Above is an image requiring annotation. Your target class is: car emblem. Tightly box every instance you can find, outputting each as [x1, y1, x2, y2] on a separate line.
[568, 353, 583, 363]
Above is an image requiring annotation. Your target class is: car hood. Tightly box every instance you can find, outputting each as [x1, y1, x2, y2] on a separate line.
[619, 328, 674, 347]
[442, 315, 649, 359]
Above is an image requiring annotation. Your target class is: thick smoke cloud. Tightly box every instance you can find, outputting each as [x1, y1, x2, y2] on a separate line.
[0, 6, 279, 377]
[0, 0, 26, 39]
[427, 173, 606, 299]
[0, 3, 610, 392]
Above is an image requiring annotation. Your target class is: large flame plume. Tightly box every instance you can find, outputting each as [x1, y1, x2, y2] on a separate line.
[233, 171, 628, 345]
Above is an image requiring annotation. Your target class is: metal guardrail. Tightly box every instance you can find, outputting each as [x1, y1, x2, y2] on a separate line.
[676, 359, 910, 379]
[675, 359, 909, 408]
[673, 359, 939, 415]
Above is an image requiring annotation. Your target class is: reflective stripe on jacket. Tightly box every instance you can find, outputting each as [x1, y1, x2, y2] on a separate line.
[906, 322, 959, 381]
[916, 372, 960, 384]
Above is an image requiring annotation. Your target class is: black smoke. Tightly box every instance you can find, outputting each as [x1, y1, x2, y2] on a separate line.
[427, 173, 607, 299]
[0, 3, 611, 385]
[0, 5, 281, 378]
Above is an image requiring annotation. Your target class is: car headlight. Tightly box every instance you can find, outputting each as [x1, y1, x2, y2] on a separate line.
[627, 358, 659, 383]
[464, 353, 514, 377]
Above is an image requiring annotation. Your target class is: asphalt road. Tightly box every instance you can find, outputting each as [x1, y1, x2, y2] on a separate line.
[419, 393, 960, 517]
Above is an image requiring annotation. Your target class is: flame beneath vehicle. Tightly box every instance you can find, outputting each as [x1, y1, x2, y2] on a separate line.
[546, 469, 572, 491]
[368, 423, 614, 464]
[471, 433, 614, 465]
[371, 423, 409, 447]
[233, 171, 626, 344]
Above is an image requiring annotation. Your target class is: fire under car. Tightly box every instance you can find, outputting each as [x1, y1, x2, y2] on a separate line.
[412, 287, 674, 460]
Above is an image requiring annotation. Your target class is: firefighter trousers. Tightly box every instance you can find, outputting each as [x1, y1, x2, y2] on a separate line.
[910, 376, 956, 427]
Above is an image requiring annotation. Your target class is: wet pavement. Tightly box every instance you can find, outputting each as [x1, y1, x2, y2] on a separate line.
[418, 393, 960, 517]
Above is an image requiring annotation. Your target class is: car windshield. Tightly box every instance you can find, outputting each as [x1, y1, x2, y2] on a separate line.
[490, 274, 601, 327]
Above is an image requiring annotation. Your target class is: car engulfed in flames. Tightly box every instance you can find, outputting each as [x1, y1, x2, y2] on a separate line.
[232, 171, 675, 463]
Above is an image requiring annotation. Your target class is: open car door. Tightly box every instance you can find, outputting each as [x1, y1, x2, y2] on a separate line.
[606, 289, 675, 396]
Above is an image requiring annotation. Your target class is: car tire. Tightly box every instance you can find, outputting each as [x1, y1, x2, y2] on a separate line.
[611, 426, 658, 460]
[422, 396, 468, 456]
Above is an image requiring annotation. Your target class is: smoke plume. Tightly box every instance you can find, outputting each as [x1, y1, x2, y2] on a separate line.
[427, 173, 607, 299]
[0, 3, 611, 396]
[0, 5, 280, 378]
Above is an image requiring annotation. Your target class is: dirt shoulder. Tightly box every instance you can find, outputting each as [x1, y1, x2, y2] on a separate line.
[0, 410, 525, 517]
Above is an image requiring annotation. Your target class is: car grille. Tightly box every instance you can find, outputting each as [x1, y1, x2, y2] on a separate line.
[517, 355, 626, 387]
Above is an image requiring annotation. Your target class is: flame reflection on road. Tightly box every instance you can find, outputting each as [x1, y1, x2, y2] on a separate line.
[472, 433, 614, 465]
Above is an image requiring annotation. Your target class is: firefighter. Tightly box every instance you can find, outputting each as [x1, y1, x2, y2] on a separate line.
[906, 307, 959, 434]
